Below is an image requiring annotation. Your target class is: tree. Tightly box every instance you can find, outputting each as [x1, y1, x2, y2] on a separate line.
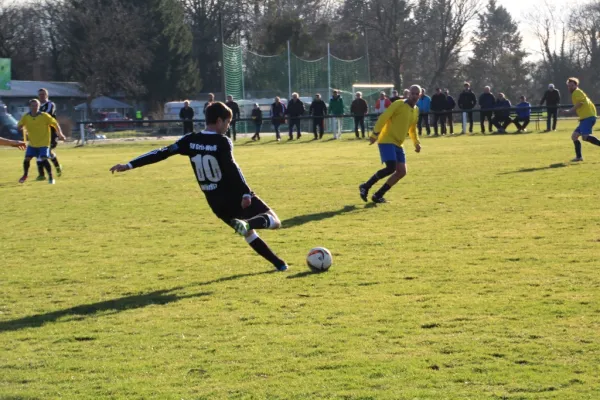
[466, 0, 532, 100]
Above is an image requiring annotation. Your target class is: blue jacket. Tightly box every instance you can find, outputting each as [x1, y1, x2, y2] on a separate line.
[515, 102, 531, 119]
[417, 95, 431, 113]
[446, 95, 456, 110]
[479, 92, 496, 110]
[494, 99, 511, 118]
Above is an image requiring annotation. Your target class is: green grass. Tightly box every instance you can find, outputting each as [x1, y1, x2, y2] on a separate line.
[1, 123, 599, 399]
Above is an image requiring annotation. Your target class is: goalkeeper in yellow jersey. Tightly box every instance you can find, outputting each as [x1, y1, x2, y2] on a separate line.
[17, 99, 66, 184]
[359, 85, 422, 203]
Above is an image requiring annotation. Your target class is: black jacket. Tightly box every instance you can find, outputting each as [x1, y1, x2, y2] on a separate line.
[179, 107, 194, 120]
[540, 89, 560, 107]
[309, 99, 327, 116]
[225, 101, 241, 120]
[431, 93, 448, 112]
[458, 90, 477, 110]
[286, 99, 305, 117]
[479, 92, 496, 110]
[271, 102, 285, 120]
[251, 108, 262, 123]
[446, 95, 456, 111]
[389, 96, 402, 103]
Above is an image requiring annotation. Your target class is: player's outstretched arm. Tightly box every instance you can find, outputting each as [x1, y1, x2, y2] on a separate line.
[110, 141, 186, 174]
[110, 164, 131, 173]
[0, 137, 26, 149]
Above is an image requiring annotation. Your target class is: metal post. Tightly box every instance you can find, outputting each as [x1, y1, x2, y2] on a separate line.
[80, 123, 85, 145]
[327, 43, 332, 94]
[462, 112, 467, 134]
[287, 41, 292, 100]
[220, 11, 226, 101]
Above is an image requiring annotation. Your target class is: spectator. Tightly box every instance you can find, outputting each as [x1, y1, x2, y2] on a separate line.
[444, 89, 456, 135]
[389, 90, 401, 103]
[540, 83, 561, 132]
[416, 88, 431, 136]
[250, 103, 263, 141]
[492, 93, 513, 133]
[350, 91, 369, 139]
[329, 89, 344, 139]
[179, 100, 194, 134]
[430, 88, 448, 136]
[479, 86, 496, 133]
[514, 95, 531, 133]
[375, 92, 391, 115]
[203, 93, 214, 117]
[458, 82, 477, 133]
[402, 89, 410, 99]
[225, 95, 241, 141]
[309, 93, 327, 140]
[286, 92, 304, 140]
[270, 96, 285, 141]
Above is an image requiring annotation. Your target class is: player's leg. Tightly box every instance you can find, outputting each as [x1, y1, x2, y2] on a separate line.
[49, 132, 62, 176]
[571, 123, 584, 161]
[36, 159, 46, 180]
[359, 144, 398, 202]
[372, 146, 406, 203]
[580, 117, 600, 147]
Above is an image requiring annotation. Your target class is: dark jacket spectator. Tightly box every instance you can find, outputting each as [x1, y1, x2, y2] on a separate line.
[286, 97, 305, 117]
[251, 106, 263, 123]
[350, 97, 369, 115]
[446, 94, 456, 111]
[179, 103, 194, 134]
[494, 98, 511, 118]
[458, 88, 477, 110]
[225, 100, 241, 120]
[309, 98, 328, 116]
[540, 86, 560, 107]
[431, 90, 448, 112]
[270, 98, 286, 141]
[479, 91, 496, 110]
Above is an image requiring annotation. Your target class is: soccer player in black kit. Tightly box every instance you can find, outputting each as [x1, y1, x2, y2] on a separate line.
[37, 88, 62, 179]
[109, 102, 289, 271]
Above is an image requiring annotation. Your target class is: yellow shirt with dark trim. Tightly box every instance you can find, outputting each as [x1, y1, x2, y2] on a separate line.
[571, 88, 596, 120]
[371, 100, 420, 148]
[18, 112, 58, 147]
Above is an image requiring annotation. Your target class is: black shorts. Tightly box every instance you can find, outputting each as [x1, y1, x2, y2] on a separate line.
[50, 130, 58, 149]
[211, 195, 271, 224]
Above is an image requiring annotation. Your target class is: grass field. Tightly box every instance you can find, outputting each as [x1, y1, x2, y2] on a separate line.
[1, 123, 599, 399]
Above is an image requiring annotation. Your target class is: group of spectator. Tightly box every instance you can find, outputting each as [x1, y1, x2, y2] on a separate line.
[181, 82, 564, 140]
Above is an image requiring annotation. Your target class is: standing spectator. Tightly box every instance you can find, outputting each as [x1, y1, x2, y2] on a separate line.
[375, 92, 391, 115]
[179, 100, 194, 135]
[250, 103, 262, 141]
[402, 89, 410, 99]
[389, 90, 401, 103]
[458, 82, 477, 133]
[309, 93, 327, 139]
[540, 83, 561, 132]
[430, 88, 448, 136]
[225, 95, 240, 141]
[203, 93, 214, 117]
[351, 91, 369, 139]
[479, 86, 496, 133]
[491, 93, 513, 133]
[270, 97, 285, 141]
[444, 89, 456, 135]
[416, 88, 431, 136]
[286, 92, 304, 140]
[514, 95, 531, 133]
[329, 89, 344, 139]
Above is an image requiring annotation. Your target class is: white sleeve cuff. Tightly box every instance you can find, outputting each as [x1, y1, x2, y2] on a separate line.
[127, 163, 133, 169]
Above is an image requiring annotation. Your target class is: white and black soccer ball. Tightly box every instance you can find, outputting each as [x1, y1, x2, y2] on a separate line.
[306, 247, 333, 272]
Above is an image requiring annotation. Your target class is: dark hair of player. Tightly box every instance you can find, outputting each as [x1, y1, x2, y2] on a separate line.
[205, 102, 233, 124]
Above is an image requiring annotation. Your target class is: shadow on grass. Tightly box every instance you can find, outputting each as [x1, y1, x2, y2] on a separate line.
[281, 205, 362, 229]
[498, 162, 571, 175]
[190, 270, 274, 287]
[0, 288, 211, 333]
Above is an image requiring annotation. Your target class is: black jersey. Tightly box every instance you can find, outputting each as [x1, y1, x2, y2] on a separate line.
[39, 101, 57, 118]
[128, 131, 251, 209]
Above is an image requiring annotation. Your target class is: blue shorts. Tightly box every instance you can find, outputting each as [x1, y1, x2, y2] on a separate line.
[25, 146, 50, 160]
[575, 117, 596, 135]
[378, 143, 406, 164]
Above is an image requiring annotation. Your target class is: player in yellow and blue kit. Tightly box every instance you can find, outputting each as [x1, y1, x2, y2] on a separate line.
[359, 85, 422, 203]
[17, 99, 66, 184]
[566, 77, 600, 162]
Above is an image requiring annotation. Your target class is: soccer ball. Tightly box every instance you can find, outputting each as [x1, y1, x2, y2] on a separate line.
[306, 247, 333, 272]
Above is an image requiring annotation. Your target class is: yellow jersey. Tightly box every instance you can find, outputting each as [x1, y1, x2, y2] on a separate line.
[18, 112, 58, 148]
[571, 88, 597, 120]
[371, 100, 420, 148]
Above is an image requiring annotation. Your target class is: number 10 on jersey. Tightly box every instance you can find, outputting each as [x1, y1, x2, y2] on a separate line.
[191, 154, 222, 183]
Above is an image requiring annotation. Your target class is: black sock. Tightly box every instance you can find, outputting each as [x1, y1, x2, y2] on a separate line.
[374, 183, 392, 198]
[23, 159, 31, 176]
[42, 159, 53, 178]
[584, 135, 600, 146]
[248, 236, 285, 267]
[247, 214, 273, 230]
[37, 161, 45, 177]
[364, 173, 380, 189]
[574, 140, 582, 158]
[50, 156, 60, 168]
